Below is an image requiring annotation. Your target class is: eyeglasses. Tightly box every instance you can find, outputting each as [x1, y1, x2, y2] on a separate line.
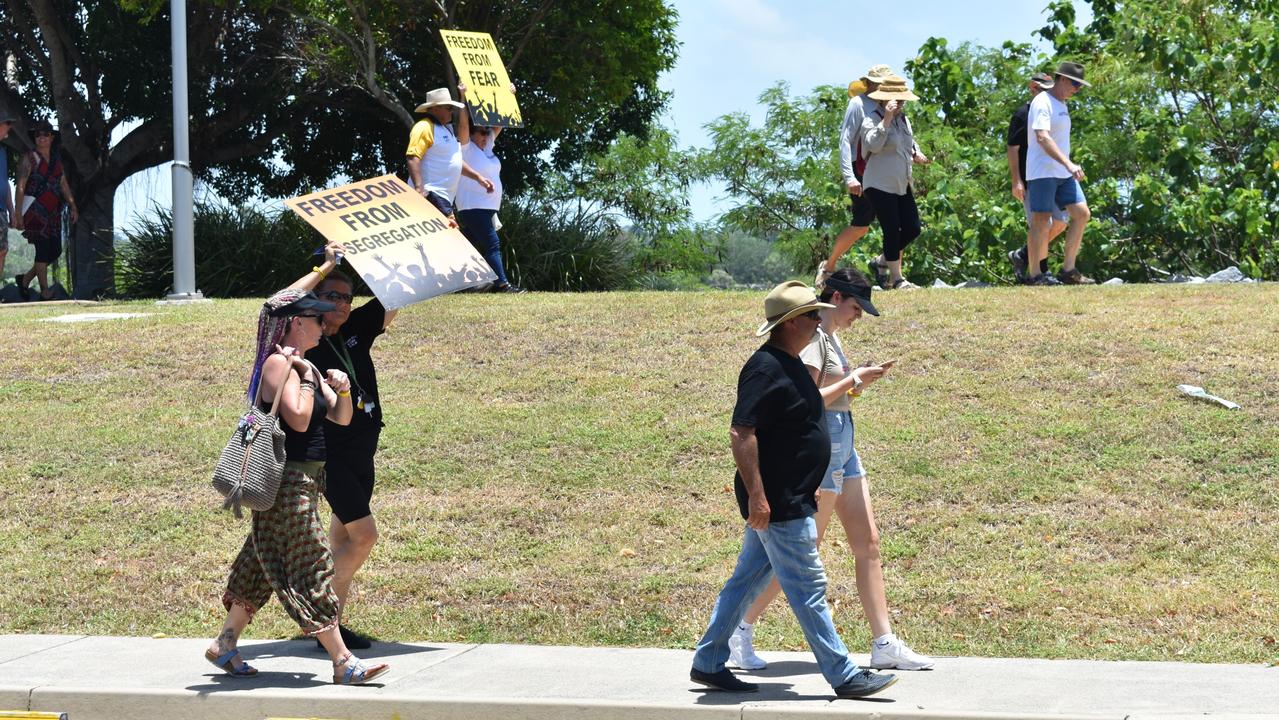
[802, 310, 822, 321]
[320, 290, 354, 304]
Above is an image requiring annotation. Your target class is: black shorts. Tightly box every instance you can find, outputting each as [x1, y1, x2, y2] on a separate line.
[323, 431, 379, 524]
[848, 188, 876, 228]
[426, 191, 455, 217]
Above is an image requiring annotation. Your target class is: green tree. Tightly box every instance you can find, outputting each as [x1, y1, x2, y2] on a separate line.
[1, 0, 678, 297]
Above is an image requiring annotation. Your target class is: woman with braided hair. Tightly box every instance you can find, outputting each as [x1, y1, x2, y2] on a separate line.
[205, 288, 390, 685]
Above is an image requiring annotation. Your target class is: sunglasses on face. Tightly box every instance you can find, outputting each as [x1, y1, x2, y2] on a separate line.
[802, 310, 822, 321]
[34, 131, 53, 137]
[1068, 79, 1082, 88]
[320, 290, 354, 303]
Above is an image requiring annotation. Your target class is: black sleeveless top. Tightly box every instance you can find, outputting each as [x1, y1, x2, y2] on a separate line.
[260, 367, 327, 462]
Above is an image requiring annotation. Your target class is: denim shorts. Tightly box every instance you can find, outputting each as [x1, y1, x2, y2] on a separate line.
[822, 411, 864, 494]
[1023, 194, 1067, 224]
[1027, 177, 1084, 213]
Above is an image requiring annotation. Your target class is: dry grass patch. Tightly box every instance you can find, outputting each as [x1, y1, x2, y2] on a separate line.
[0, 285, 1275, 662]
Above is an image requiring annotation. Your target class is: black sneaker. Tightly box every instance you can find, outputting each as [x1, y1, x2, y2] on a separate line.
[690, 667, 759, 692]
[494, 283, 527, 294]
[315, 624, 373, 651]
[833, 669, 898, 698]
[867, 257, 890, 290]
[1008, 248, 1028, 283]
[1026, 273, 1062, 286]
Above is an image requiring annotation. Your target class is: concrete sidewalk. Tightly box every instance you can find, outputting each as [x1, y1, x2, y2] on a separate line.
[0, 634, 1275, 720]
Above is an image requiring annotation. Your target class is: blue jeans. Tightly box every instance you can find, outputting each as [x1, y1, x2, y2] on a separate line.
[691, 516, 860, 688]
[458, 208, 509, 286]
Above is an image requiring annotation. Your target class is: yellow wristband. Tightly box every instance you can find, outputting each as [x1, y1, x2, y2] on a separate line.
[312, 265, 328, 278]
[337, 390, 351, 397]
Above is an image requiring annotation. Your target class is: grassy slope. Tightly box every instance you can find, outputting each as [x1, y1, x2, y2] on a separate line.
[0, 285, 1275, 663]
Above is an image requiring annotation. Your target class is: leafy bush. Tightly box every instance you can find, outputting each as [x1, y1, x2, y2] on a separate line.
[496, 200, 639, 291]
[116, 203, 320, 298]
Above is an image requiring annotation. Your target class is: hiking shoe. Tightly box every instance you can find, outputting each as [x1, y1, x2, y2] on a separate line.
[891, 278, 920, 290]
[833, 669, 898, 698]
[1057, 268, 1096, 285]
[1008, 248, 1028, 283]
[315, 624, 373, 651]
[867, 257, 890, 289]
[1026, 273, 1062, 286]
[493, 283, 527, 294]
[814, 260, 829, 289]
[728, 624, 767, 670]
[690, 667, 759, 692]
[869, 636, 934, 670]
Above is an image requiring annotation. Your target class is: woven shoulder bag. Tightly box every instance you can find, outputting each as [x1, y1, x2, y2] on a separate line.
[212, 358, 292, 518]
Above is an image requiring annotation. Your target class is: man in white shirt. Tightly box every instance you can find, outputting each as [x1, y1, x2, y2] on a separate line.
[405, 83, 492, 221]
[1025, 61, 1095, 286]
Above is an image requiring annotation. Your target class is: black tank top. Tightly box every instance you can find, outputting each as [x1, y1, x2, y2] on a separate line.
[261, 368, 328, 461]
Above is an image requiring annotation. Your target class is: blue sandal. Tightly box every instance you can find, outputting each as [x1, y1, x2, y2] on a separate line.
[333, 653, 389, 685]
[205, 647, 258, 677]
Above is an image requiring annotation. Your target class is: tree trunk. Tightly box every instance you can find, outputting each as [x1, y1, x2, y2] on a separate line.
[68, 182, 115, 299]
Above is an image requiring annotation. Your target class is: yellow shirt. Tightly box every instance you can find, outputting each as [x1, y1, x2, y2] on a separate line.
[405, 119, 436, 159]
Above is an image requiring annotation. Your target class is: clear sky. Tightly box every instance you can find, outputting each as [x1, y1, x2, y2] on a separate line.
[112, 0, 1091, 233]
[658, 0, 1092, 222]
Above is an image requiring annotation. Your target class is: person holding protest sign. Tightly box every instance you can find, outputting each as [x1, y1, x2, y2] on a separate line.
[14, 119, 78, 301]
[406, 83, 494, 222]
[287, 241, 398, 651]
[728, 268, 934, 673]
[208, 287, 390, 685]
[860, 77, 929, 290]
[816, 65, 894, 289]
[457, 120, 523, 293]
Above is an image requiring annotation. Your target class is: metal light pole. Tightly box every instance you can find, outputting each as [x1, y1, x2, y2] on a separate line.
[166, 0, 203, 300]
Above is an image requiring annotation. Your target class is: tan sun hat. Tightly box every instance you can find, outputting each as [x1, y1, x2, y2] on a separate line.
[755, 281, 835, 337]
[414, 88, 465, 113]
[867, 75, 920, 102]
[860, 64, 894, 84]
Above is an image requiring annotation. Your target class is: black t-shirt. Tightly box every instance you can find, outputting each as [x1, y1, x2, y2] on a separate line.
[262, 378, 327, 461]
[1007, 101, 1031, 181]
[730, 344, 829, 523]
[307, 298, 387, 441]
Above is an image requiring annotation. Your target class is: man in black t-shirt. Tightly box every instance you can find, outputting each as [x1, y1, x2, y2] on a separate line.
[1006, 71, 1069, 283]
[290, 242, 399, 650]
[689, 282, 897, 699]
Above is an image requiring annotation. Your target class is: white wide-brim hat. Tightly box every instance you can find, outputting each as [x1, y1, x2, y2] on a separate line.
[415, 87, 465, 113]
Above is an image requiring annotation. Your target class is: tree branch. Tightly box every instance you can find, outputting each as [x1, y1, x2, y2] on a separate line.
[27, 0, 97, 178]
[505, 0, 554, 71]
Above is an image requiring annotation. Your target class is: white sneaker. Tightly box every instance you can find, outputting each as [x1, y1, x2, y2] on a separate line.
[727, 624, 768, 670]
[869, 636, 934, 670]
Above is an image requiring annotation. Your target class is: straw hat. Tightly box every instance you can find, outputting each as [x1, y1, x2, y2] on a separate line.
[414, 88, 465, 113]
[867, 75, 919, 102]
[860, 65, 895, 84]
[755, 281, 835, 337]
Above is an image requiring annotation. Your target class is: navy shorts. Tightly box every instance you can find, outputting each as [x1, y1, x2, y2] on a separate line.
[426, 191, 455, 217]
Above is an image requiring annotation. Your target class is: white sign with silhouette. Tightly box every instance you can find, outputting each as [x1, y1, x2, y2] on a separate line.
[284, 174, 496, 308]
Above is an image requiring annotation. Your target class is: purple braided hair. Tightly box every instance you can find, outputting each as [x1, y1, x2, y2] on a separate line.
[247, 288, 308, 401]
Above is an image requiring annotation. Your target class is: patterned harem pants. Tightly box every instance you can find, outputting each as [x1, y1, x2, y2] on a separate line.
[222, 461, 340, 635]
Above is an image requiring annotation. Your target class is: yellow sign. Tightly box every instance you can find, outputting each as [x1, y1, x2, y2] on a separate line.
[440, 30, 523, 128]
[284, 174, 496, 308]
